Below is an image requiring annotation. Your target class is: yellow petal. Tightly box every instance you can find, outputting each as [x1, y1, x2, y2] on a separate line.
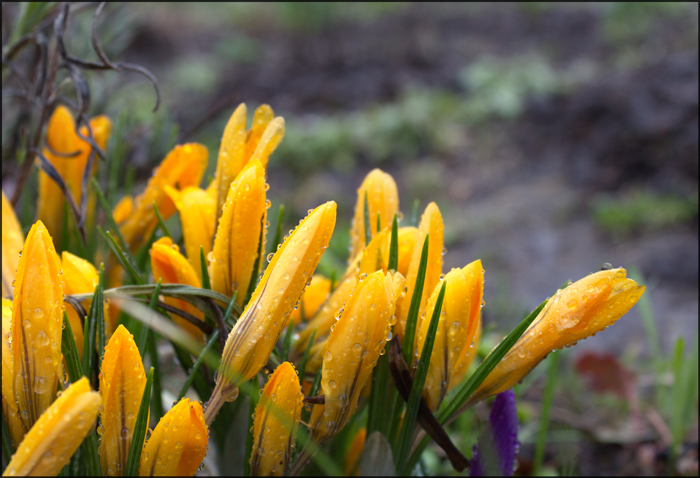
[215, 104, 249, 215]
[309, 270, 405, 444]
[61, 252, 96, 358]
[249, 362, 302, 476]
[248, 116, 285, 170]
[165, 186, 216, 281]
[396, 227, 418, 278]
[11, 221, 63, 431]
[415, 260, 483, 410]
[99, 324, 148, 476]
[468, 268, 645, 406]
[290, 275, 331, 323]
[139, 398, 208, 476]
[210, 159, 267, 306]
[349, 169, 399, 260]
[396, 202, 444, 341]
[244, 104, 275, 161]
[2, 299, 26, 448]
[344, 428, 366, 476]
[119, 143, 208, 253]
[112, 195, 134, 226]
[452, 317, 481, 388]
[213, 202, 336, 404]
[3, 377, 101, 477]
[150, 237, 205, 342]
[2, 191, 23, 298]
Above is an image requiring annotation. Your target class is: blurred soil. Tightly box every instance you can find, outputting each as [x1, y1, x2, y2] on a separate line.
[119, 4, 697, 474]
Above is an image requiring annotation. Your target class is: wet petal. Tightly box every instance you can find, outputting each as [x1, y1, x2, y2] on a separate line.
[290, 274, 331, 323]
[2, 298, 26, 448]
[2, 191, 23, 298]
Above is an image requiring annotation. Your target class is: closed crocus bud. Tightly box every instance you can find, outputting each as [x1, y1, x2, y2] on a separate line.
[99, 325, 149, 477]
[210, 158, 267, 307]
[3, 377, 101, 477]
[11, 221, 63, 432]
[164, 186, 216, 281]
[139, 398, 208, 476]
[309, 270, 405, 445]
[415, 260, 484, 410]
[290, 275, 331, 323]
[396, 203, 444, 340]
[452, 316, 481, 388]
[206, 202, 336, 424]
[249, 362, 303, 476]
[119, 143, 208, 253]
[467, 268, 645, 407]
[396, 227, 418, 277]
[214, 103, 284, 217]
[150, 237, 206, 342]
[344, 428, 366, 476]
[349, 169, 399, 260]
[37, 106, 111, 247]
[61, 252, 114, 357]
[2, 191, 23, 298]
[2, 299, 26, 448]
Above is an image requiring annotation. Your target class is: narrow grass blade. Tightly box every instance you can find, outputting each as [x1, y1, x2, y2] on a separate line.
[534, 350, 559, 473]
[402, 234, 430, 366]
[410, 199, 420, 227]
[364, 191, 371, 246]
[244, 376, 260, 477]
[147, 330, 164, 421]
[245, 214, 266, 304]
[298, 328, 317, 386]
[377, 211, 381, 234]
[282, 318, 295, 361]
[395, 281, 446, 469]
[96, 264, 106, 372]
[152, 201, 172, 239]
[98, 226, 144, 285]
[62, 312, 84, 381]
[82, 280, 101, 387]
[310, 369, 323, 397]
[223, 292, 239, 327]
[388, 213, 399, 272]
[124, 367, 153, 477]
[270, 204, 285, 255]
[367, 347, 391, 436]
[91, 177, 129, 252]
[200, 245, 211, 290]
[177, 330, 219, 400]
[672, 333, 698, 457]
[403, 298, 548, 473]
[329, 269, 337, 293]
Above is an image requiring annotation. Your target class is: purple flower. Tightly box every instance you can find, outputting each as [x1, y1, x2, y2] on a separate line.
[471, 389, 519, 476]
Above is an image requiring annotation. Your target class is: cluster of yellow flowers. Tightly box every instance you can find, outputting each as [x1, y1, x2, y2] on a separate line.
[1, 102, 645, 476]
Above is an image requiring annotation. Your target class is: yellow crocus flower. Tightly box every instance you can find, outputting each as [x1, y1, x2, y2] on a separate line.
[150, 237, 205, 342]
[414, 260, 484, 410]
[11, 221, 63, 432]
[2, 299, 26, 448]
[290, 274, 331, 323]
[214, 103, 284, 216]
[396, 226, 418, 278]
[395, 202, 444, 341]
[117, 143, 208, 253]
[309, 270, 405, 445]
[249, 362, 303, 476]
[61, 252, 115, 357]
[2, 190, 23, 299]
[349, 169, 399, 260]
[164, 185, 216, 281]
[344, 428, 366, 476]
[452, 316, 481, 388]
[99, 325, 149, 477]
[207, 202, 336, 422]
[139, 398, 208, 476]
[3, 377, 101, 477]
[210, 158, 267, 307]
[36, 105, 111, 247]
[466, 268, 645, 407]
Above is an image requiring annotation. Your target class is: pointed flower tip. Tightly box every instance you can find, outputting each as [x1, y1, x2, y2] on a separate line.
[350, 169, 399, 259]
[140, 397, 208, 476]
[250, 362, 302, 476]
[4, 377, 101, 477]
[471, 267, 644, 405]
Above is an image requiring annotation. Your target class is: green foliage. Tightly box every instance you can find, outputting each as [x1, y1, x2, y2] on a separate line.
[592, 189, 698, 237]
